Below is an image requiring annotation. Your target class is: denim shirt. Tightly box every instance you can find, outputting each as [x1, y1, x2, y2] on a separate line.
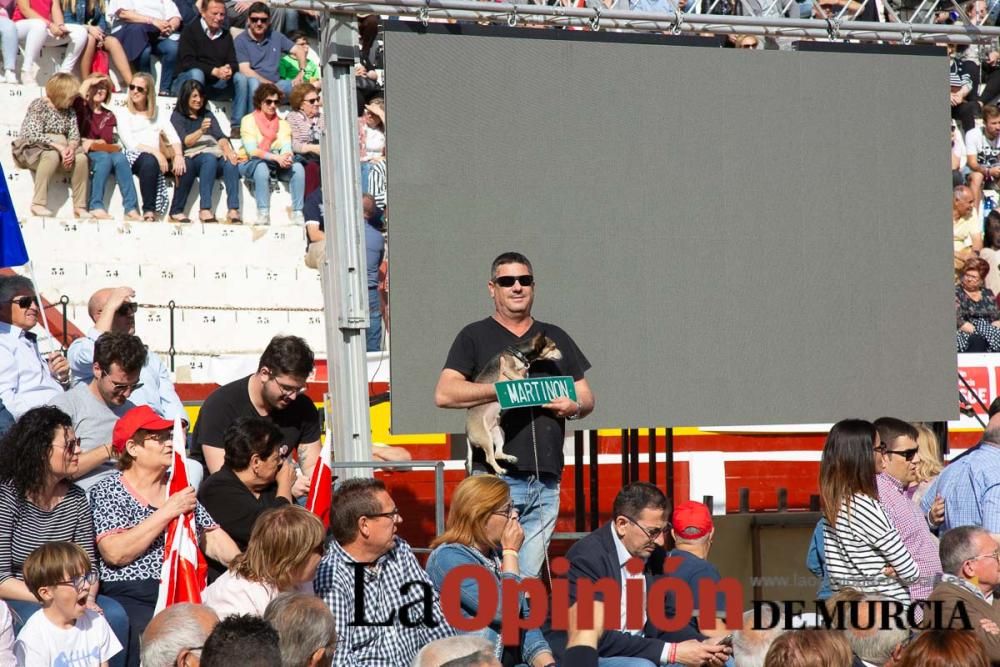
[64, 0, 107, 30]
[426, 543, 551, 666]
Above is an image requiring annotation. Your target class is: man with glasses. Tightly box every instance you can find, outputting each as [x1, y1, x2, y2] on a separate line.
[0, 275, 69, 426]
[232, 2, 307, 138]
[67, 286, 184, 420]
[872, 417, 942, 604]
[192, 335, 320, 481]
[546, 482, 731, 666]
[314, 478, 453, 666]
[435, 251, 594, 581]
[48, 331, 146, 492]
[928, 526, 1000, 661]
[141, 603, 219, 667]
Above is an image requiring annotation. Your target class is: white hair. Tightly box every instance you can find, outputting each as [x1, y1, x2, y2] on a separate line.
[141, 604, 215, 667]
[410, 636, 495, 667]
[733, 608, 785, 667]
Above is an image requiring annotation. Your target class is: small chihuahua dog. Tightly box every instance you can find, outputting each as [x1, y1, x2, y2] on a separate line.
[466, 333, 562, 475]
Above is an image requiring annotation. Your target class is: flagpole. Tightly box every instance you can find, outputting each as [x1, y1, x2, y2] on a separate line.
[25, 260, 57, 351]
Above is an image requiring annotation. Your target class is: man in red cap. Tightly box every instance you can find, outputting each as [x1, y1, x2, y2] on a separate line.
[659, 501, 730, 644]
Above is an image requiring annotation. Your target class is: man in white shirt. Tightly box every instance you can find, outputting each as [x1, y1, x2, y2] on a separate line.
[0, 275, 68, 422]
[68, 286, 184, 420]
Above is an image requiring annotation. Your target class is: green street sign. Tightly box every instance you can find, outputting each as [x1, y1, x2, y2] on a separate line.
[495, 376, 577, 410]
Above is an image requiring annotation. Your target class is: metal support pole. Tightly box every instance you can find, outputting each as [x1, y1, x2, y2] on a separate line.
[319, 13, 373, 481]
[167, 300, 176, 372]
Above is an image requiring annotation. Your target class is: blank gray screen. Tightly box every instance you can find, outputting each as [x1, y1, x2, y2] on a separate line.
[385, 24, 957, 434]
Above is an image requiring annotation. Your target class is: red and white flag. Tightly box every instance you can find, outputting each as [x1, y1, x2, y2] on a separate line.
[305, 439, 332, 527]
[154, 417, 207, 614]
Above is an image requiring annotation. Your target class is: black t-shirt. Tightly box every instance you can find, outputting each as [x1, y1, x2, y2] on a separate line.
[190, 375, 321, 463]
[197, 465, 290, 581]
[444, 318, 590, 477]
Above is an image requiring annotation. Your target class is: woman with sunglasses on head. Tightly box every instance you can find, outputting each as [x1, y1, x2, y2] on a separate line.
[820, 418, 919, 605]
[74, 73, 141, 220]
[198, 416, 308, 582]
[88, 406, 239, 667]
[0, 406, 130, 665]
[238, 82, 305, 226]
[202, 504, 324, 619]
[425, 475, 556, 667]
[169, 78, 241, 224]
[114, 71, 184, 221]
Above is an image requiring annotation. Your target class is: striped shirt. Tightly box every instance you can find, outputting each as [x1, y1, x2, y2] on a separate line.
[823, 493, 919, 604]
[0, 482, 95, 584]
[876, 472, 941, 602]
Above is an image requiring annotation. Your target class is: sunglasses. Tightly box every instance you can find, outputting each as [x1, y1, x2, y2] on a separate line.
[304, 97, 320, 104]
[128, 83, 147, 93]
[884, 447, 919, 462]
[10, 295, 39, 310]
[100, 369, 143, 394]
[248, 15, 268, 23]
[493, 275, 534, 288]
[116, 303, 138, 317]
[262, 98, 279, 107]
[622, 515, 667, 542]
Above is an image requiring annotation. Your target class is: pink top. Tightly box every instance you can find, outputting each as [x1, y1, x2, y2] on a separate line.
[12, 0, 54, 21]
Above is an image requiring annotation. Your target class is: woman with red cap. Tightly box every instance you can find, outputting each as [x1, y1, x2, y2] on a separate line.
[88, 405, 239, 667]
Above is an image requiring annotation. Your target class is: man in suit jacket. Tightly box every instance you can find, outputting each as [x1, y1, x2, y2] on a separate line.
[928, 526, 1000, 664]
[546, 482, 731, 666]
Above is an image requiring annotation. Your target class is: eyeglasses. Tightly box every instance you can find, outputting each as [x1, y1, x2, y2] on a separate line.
[55, 571, 98, 591]
[116, 303, 138, 317]
[99, 370, 143, 394]
[493, 275, 534, 288]
[10, 295, 39, 310]
[884, 447, 919, 462]
[873, 444, 887, 455]
[248, 15, 269, 23]
[366, 507, 401, 520]
[304, 97, 320, 104]
[622, 515, 667, 542]
[969, 549, 1000, 565]
[53, 437, 82, 451]
[128, 83, 147, 93]
[262, 98, 279, 107]
[265, 373, 307, 397]
[492, 503, 515, 518]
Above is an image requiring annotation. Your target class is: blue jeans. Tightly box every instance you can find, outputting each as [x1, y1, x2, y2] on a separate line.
[8, 595, 130, 667]
[136, 37, 178, 93]
[171, 153, 240, 214]
[171, 67, 235, 99]
[231, 73, 292, 126]
[89, 151, 139, 213]
[500, 473, 560, 580]
[598, 659, 657, 667]
[367, 286, 382, 352]
[0, 16, 16, 72]
[239, 158, 304, 214]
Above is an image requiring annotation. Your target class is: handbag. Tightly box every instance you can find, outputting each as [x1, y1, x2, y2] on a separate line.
[88, 142, 121, 153]
[92, 49, 110, 76]
[10, 138, 45, 170]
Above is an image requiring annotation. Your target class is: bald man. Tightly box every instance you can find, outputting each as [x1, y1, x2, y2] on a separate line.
[142, 603, 219, 667]
[67, 286, 184, 419]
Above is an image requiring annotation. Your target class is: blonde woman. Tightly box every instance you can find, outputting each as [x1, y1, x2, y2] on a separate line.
[425, 476, 555, 667]
[114, 71, 184, 220]
[909, 423, 944, 506]
[202, 505, 325, 619]
[16, 72, 89, 217]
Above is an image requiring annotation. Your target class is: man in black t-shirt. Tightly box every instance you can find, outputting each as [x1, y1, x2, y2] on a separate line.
[192, 335, 321, 479]
[435, 252, 594, 579]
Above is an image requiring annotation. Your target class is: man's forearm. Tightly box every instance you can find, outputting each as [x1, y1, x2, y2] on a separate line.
[74, 445, 112, 477]
[434, 375, 498, 409]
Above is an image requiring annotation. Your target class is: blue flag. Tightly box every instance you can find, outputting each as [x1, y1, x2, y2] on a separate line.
[0, 163, 29, 268]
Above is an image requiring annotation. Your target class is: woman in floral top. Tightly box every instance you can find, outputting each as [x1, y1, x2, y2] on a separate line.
[17, 72, 89, 217]
[956, 257, 1000, 352]
[88, 407, 239, 667]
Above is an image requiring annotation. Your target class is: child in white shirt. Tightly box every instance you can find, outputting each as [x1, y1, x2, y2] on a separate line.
[13, 542, 122, 667]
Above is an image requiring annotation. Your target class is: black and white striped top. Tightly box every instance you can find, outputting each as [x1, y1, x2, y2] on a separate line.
[951, 59, 973, 91]
[0, 482, 96, 584]
[822, 493, 919, 604]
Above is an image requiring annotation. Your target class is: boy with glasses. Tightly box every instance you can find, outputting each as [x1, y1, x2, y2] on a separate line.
[14, 541, 122, 666]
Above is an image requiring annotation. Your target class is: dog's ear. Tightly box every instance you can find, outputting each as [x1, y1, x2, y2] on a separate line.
[532, 333, 545, 352]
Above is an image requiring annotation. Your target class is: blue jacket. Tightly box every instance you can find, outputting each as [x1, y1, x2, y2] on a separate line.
[425, 542, 551, 666]
[806, 519, 833, 600]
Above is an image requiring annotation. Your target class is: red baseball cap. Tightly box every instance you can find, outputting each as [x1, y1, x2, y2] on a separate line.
[672, 500, 714, 539]
[112, 406, 176, 453]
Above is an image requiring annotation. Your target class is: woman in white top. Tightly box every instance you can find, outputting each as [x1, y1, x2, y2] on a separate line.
[820, 419, 919, 604]
[202, 504, 325, 619]
[358, 98, 385, 205]
[114, 71, 183, 220]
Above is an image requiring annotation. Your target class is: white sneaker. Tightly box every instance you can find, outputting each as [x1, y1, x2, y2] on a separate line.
[290, 211, 304, 226]
[256, 210, 270, 226]
[3, 71, 16, 84]
[20, 65, 38, 85]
